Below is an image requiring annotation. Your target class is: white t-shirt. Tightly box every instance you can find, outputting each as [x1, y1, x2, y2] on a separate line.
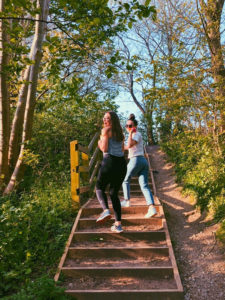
[128, 131, 144, 159]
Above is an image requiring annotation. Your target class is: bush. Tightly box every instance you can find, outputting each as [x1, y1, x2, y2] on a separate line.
[0, 183, 75, 296]
[2, 275, 73, 300]
[216, 220, 225, 246]
[161, 130, 225, 223]
[0, 95, 117, 297]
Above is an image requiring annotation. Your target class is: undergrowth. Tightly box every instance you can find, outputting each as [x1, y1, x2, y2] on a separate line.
[161, 130, 225, 245]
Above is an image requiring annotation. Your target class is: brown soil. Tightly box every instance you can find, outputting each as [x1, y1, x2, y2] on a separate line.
[149, 146, 225, 300]
[70, 240, 166, 248]
[65, 256, 171, 268]
[65, 276, 177, 290]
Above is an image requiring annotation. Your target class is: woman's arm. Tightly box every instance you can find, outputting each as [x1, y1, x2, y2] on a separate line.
[127, 131, 137, 148]
[98, 127, 110, 152]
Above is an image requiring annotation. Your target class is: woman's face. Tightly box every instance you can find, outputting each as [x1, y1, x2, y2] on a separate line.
[103, 113, 111, 127]
[125, 120, 135, 132]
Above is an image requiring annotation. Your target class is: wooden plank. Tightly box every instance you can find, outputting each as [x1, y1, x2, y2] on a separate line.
[77, 217, 163, 230]
[65, 289, 184, 300]
[77, 144, 89, 155]
[144, 146, 157, 196]
[72, 231, 166, 242]
[89, 160, 100, 185]
[79, 185, 90, 194]
[81, 205, 162, 217]
[62, 266, 174, 278]
[88, 132, 100, 152]
[68, 247, 169, 259]
[163, 218, 184, 293]
[89, 147, 100, 170]
[54, 208, 83, 282]
[70, 141, 80, 204]
[78, 165, 89, 173]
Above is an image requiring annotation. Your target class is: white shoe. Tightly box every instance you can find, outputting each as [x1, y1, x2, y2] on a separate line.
[144, 205, 157, 218]
[121, 200, 130, 207]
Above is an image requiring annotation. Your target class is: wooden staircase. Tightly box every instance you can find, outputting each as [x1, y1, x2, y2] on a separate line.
[55, 146, 184, 299]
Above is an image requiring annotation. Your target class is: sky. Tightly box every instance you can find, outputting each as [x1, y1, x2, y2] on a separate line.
[114, 91, 142, 121]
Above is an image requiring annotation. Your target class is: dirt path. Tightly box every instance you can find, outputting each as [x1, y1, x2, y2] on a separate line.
[149, 145, 225, 300]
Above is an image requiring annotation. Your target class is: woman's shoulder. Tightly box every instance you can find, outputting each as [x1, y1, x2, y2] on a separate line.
[101, 126, 111, 136]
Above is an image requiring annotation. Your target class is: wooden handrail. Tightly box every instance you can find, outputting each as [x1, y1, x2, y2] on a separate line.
[144, 146, 157, 197]
[88, 132, 100, 152]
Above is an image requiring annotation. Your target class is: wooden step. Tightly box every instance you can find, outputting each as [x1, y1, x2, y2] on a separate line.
[65, 249, 171, 268]
[77, 217, 163, 230]
[71, 230, 166, 243]
[55, 146, 183, 300]
[81, 206, 162, 217]
[65, 289, 183, 300]
[67, 246, 169, 260]
[62, 266, 174, 278]
[86, 197, 161, 207]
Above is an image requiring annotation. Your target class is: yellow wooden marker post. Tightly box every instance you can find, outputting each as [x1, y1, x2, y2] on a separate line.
[70, 140, 80, 205]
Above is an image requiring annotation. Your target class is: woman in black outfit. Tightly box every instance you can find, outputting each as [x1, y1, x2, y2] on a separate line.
[95, 111, 127, 233]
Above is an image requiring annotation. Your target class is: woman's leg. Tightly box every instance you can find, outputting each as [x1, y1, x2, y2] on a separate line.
[95, 156, 112, 223]
[138, 157, 157, 218]
[122, 157, 139, 201]
[138, 159, 154, 206]
[109, 157, 127, 226]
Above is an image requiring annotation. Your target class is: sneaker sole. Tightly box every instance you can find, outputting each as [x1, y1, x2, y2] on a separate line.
[111, 229, 123, 233]
[144, 212, 157, 219]
[96, 214, 112, 224]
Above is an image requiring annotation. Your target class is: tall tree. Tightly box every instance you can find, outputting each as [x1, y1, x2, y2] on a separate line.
[197, 0, 225, 131]
[0, 0, 10, 187]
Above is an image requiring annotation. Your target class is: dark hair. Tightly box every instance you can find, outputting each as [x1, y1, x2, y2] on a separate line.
[128, 113, 138, 126]
[107, 111, 124, 142]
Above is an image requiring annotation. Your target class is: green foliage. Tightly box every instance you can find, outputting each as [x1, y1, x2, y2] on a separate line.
[161, 131, 225, 217]
[1, 82, 117, 297]
[0, 183, 74, 297]
[2, 275, 73, 300]
[216, 220, 225, 246]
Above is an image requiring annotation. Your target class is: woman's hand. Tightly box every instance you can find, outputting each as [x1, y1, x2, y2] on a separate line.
[98, 127, 110, 152]
[127, 130, 137, 148]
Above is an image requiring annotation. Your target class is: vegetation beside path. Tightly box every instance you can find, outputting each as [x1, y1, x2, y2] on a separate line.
[161, 131, 225, 246]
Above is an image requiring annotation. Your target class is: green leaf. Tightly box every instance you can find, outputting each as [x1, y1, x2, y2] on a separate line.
[128, 21, 133, 29]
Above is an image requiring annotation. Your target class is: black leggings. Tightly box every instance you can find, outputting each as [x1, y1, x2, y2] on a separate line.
[96, 154, 127, 221]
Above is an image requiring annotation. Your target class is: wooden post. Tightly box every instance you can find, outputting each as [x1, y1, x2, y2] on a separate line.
[81, 152, 89, 182]
[70, 140, 80, 205]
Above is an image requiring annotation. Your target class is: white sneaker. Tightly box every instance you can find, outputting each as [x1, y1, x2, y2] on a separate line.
[121, 200, 130, 207]
[144, 205, 157, 218]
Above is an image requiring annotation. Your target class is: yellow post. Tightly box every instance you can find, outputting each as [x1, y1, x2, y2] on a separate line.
[70, 140, 80, 205]
[81, 152, 89, 181]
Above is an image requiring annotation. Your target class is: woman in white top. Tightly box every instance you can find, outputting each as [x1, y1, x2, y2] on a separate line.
[121, 114, 157, 218]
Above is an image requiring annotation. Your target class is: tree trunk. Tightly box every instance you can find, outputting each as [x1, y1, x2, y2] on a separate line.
[199, 0, 225, 130]
[0, 0, 10, 190]
[8, 67, 30, 169]
[4, 0, 50, 194]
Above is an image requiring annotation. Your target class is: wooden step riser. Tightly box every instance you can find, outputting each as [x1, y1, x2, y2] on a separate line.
[81, 206, 161, 217]
[65, 290, 183, 300]
[88, 199, 161, 207]
[62, 267, 174, 279]
[72, 231, 166, 243]
[67, 247, 169, 259]
[78, 218, 162, 229]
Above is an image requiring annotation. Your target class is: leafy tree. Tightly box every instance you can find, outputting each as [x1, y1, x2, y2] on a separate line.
[0, 0, 156, 194]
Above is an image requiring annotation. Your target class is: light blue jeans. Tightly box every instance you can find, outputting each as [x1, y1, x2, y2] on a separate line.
[122, 156, 154, 205]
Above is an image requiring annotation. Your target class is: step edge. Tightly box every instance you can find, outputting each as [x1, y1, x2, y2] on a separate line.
[65, 289, 184, 293]
[62, 266, 173, 270]
[68, 246, 169, 250]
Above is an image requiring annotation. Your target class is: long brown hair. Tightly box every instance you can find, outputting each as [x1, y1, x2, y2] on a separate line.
[107, 111, 124, 142]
